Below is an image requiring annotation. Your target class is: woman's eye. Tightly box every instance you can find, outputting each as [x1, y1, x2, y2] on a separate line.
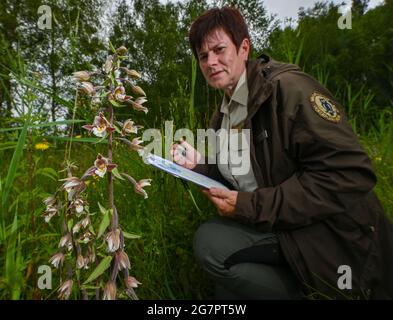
[216, 47, 225, 53]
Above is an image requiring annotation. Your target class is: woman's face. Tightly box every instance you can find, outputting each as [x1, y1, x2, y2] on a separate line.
[197, 28, 249, 96]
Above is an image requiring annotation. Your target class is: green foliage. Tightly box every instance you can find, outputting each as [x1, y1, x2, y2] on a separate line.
[4, 213, 23, 299]
[84, 256, 113, 284]
[1, 110, 31, 209]
[217, 0, 277, 53]
[0, 0, 392, 300]
[266, 0, 393, 126]
[97, 207, 111, 239]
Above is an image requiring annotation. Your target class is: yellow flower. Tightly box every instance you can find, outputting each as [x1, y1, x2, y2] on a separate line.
[375, 157, 382, 162]
[75, 135, 82, 139]
[35, 142, 50, 150]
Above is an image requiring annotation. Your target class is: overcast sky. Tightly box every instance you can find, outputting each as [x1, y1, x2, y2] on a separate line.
[262, 0, 384, 22]
[160, 0, 385, 23]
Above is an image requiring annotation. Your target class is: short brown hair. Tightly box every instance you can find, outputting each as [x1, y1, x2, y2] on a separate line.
[189, 7, 251, 59]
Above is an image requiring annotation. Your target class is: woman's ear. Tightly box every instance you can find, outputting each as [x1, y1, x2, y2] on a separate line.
[239, 38, 250, 60]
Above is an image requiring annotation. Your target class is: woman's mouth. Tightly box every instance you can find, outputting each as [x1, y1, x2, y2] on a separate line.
[210, 70, 223, 78]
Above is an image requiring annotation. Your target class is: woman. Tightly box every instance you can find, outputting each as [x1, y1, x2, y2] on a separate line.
[172, 7, 393, 299]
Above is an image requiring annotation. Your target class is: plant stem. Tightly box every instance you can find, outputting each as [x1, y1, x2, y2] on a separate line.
[108, 105, 113, 207]
[107, 104, 117, 230]
[107, 102, 120, 296]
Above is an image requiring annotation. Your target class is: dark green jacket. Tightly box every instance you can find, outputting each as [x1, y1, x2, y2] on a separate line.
[194, 55, 393, 299]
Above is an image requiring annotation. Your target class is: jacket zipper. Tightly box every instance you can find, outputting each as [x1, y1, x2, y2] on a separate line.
[262, 129, 273, 186]
[254, 128, 272, 187]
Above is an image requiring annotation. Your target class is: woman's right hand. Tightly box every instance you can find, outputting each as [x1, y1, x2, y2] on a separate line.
[171, 139, 202, 170]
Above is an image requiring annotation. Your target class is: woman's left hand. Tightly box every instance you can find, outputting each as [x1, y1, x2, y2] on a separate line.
[202, 188, 238, 217]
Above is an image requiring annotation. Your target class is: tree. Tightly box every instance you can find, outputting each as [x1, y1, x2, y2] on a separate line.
[110, 0, 199, 128]
[215, 0, 277, 54]
[0, 0, 107, 125]
[352, 0, 369, 15]
[265, 0, 393, 133]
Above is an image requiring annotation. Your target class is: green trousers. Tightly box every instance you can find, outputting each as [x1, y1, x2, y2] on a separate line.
[193, 216, 304, 300]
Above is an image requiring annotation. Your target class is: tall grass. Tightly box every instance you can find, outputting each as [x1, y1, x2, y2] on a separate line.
[0, 122, 27, 297]
[361, 105, 393, 219]
[188, 55, 197, 131]
[0, 54, 90, 298]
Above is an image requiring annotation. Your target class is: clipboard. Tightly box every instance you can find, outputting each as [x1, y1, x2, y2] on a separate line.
[144, 153, 229, 190]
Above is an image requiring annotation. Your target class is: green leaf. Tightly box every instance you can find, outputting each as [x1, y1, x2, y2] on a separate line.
[2, 110, 31, 207]
[5, 213, 18, 289]
[80, 285, 99, 290]
[108, 40, 116, 54]
[109, 99, 125, 107]
[93, 136, 108, 145]
[180, 180, 202, 216]
[89, 225, 96, 235]
[68, 219, 74, 233]
[97, 202, 107, 216]
[111, 167, 124, 180]
[97, 210, 111, 239]
[113, 124, 122, 135]
[46, 136, 107, 144]
[188, 55, 197, 131]
[103, 79, 111, 87]
[0, 142, 17, 151]
[35, 167, 58, 181]
[12, 233, 22, 299]
[122, 231, 141, 239]
[16, 76, 74, 109]
[0, 120, 85, 133]
[83, 256, 113, 284]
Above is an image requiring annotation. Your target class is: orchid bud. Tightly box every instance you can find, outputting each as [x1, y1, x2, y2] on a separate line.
[49, 252, 65, 269]
[58, 279, 73, 300]
[104, 55, 113, 74]
[116, 250, 131, 270]
[116, 46, 128, 55]
[103, 281, 117, 300]
[78, 82, 96, 96]
[126, 276, 141, 289]
[73, 71, 90, 82]
[131, 85, 146, 97]
[126, 69, 142, 79]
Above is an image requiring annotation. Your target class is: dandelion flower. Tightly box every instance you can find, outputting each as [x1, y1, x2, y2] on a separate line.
[35, 142, 50, 151]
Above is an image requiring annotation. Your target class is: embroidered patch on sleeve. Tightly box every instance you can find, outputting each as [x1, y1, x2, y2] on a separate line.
[310, 92, 341, 123]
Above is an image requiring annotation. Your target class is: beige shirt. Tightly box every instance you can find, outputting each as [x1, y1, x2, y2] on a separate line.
[217, 70, 259, 192]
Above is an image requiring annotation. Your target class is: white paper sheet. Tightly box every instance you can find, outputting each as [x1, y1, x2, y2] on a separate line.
[145, 153, 229, 190]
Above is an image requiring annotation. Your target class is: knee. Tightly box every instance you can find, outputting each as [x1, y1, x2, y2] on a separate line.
[193, 221, 214, 265]
[193, 219, 225, 271]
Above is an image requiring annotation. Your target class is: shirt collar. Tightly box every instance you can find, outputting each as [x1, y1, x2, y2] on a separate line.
[220, 69, 248, 114]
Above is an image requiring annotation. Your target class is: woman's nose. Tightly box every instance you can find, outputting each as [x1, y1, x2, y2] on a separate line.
[207, 53, 218, 66]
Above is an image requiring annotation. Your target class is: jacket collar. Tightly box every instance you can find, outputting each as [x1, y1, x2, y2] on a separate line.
[245, 54, 300, 122]
[244, 58, 273, 123]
